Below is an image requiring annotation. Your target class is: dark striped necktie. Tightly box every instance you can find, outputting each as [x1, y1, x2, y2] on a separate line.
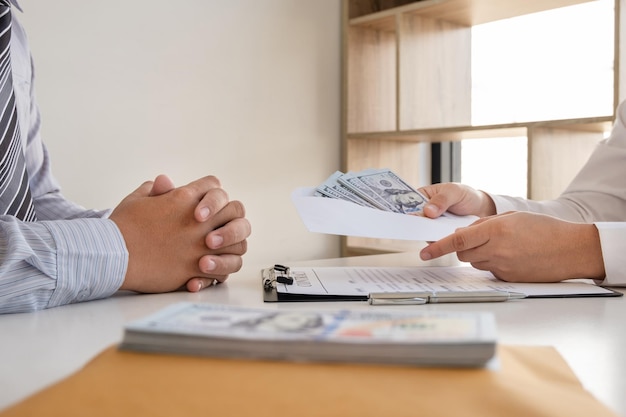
[0, 1, 36, 221]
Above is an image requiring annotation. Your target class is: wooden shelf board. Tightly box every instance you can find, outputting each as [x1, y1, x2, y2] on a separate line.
[346, 116, 614, 142]
[351, 15, 397, 32]
[350, 0, 596, 28]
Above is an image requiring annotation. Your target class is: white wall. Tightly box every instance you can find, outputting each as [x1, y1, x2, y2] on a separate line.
[17, 0, 342, 267]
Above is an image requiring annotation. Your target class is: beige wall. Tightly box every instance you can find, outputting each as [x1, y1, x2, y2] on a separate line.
[17, 0, 342, 267]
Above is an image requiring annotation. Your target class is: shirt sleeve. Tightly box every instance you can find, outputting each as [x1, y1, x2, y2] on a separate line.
[0, 217, 128, 313]
[490, 100, 626, 222]
[0, 9, 129, 314]
[488, 101, 626, 286]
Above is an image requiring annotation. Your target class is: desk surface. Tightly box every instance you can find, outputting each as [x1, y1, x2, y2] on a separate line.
[0, 252, 624, 416]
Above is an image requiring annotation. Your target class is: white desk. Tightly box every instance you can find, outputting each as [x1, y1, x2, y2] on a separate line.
[0, 252, 624, 416]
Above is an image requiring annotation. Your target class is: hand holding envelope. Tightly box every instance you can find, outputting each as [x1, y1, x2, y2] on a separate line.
[291, 186, 477, 242]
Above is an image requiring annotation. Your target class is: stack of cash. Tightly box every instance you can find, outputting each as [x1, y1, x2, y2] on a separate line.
[315, 168, 428, 215]
[120, 302, 497, 367]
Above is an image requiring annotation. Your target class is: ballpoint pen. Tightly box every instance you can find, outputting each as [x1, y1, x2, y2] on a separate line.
[368, 290, 527, 305]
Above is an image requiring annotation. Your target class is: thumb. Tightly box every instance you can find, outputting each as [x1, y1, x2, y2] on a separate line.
[423, 193, 450, 218]
[149, 174, 176, 196]
[126, 180, 156, 201]
[109, 179, 155, 221]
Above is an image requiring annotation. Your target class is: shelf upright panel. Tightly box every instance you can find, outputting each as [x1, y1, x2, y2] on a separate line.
[527, 125, 606, 200]
[399, 10, 471, 130]
[346, 17, 397, 134]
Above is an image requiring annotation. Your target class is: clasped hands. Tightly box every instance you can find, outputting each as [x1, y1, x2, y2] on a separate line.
[110, 174, 251, 294]
[417, 183, 605, 283]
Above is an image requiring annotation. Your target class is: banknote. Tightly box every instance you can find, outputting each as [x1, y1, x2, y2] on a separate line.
[336, 170, 397, 211]
[317, 168, 428, 215]
[349, 169, 427, 214]
[315, 171, 377, 208]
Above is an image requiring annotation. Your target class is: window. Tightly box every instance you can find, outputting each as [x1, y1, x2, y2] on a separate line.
[459, 0, 614, 198]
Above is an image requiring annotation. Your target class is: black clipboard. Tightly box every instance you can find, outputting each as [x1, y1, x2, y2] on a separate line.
[261, 265, 624, 303]
[262, 266, 367, 302]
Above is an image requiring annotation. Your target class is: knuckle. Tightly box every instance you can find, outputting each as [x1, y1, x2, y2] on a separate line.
[452, 233, 468, 251]
[457, 251, 469, 262]
[235, 239, 248, 255]
[229, 200, 246, 217]
[204, 188, 229, 209]
[172, 186, 195, 201]
[234, 223, 252, 245]
[232, 260, 243, 273]
[490, 269, 508, 281]
[240, 219, 252, 239]
[203, 175, 222, 188]
[217, 187, 230, 201]
[217, 255, 243, 275]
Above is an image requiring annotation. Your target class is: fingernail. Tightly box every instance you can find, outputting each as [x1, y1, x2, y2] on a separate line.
[199, 207, 210, 220]
[206, 259, 216, 272]
[196, 281, 203, 291]
[209, 235, 224, 248]
[420, 251, 432, 261]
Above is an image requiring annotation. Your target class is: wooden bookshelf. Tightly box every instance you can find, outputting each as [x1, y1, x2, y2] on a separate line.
[341, 0, 620, 256]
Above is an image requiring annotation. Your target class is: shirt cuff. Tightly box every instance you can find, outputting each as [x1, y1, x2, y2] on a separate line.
[594, 222, 626, 286]
[489, 194, 528, 214]
[43, 218, 128, 308]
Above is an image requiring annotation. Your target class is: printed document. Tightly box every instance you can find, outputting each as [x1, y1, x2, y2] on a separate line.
[274, 266, 615, 298]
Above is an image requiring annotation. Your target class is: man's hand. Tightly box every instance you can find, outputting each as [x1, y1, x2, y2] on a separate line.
[418, 182, 497, 218]
[419, 211, 605, 282]
[110, 175, 250, 293]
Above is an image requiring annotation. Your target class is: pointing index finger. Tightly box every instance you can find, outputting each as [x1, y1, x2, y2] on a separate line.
[420, 225, 488, 260]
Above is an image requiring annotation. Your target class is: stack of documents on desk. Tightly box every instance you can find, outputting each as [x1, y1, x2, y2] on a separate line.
[120, 302, 497, 367]
[263, 265, 621, 302]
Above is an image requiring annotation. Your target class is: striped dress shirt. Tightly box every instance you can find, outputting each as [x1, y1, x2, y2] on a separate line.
[0, 2, 128, 313]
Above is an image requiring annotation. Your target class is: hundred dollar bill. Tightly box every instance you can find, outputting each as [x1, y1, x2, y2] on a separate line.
[341, 169, 427, 214]
[315, 171, 377, 208]
[336, 169, 398, 211]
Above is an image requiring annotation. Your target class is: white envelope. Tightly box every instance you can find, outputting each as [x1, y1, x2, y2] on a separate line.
[291, 187, 478, 242]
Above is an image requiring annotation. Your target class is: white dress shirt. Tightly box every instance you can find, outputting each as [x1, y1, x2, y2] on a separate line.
[491, 101, 626, 286]
[0, 3, 127, 313]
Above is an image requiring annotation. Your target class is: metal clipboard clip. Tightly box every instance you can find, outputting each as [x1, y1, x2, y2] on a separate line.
[262, 264, 294, 291]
